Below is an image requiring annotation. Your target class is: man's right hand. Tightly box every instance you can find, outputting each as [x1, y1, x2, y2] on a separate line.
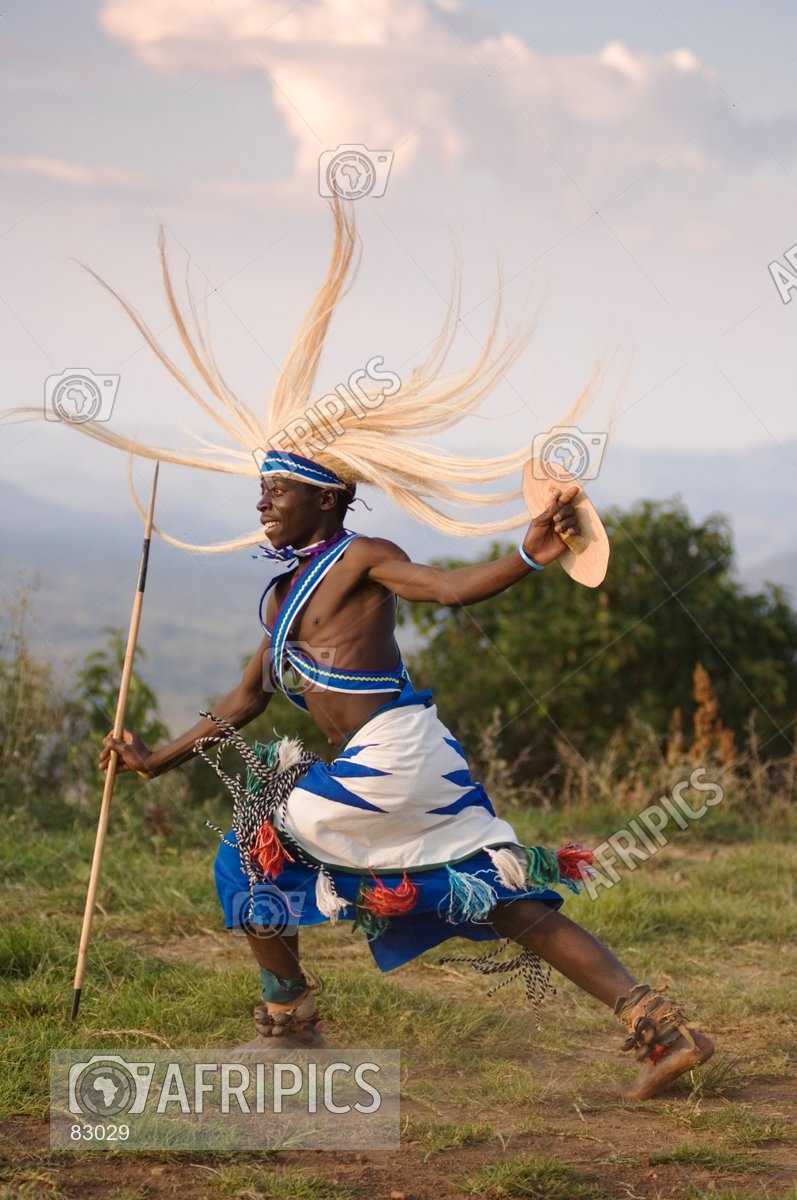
[100, 730, 156, 778]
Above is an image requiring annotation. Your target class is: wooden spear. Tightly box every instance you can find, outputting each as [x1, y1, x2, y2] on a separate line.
[70, 462, 160, 1023]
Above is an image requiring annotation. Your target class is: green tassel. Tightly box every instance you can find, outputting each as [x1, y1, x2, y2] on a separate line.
[246, 740, 280, 791]
[356, 909, 390, 940]
[525, 845, 561, 887]
[352, 882, 390, 940]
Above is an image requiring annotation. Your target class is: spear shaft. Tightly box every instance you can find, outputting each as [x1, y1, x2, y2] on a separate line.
[70, 463, 160, 1023]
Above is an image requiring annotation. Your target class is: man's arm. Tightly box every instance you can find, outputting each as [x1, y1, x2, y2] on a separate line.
[367, 484, 580, 606]
[100, 634, 273, 779]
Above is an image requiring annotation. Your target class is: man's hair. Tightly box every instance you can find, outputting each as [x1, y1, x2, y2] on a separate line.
[335, 483, 357, 522]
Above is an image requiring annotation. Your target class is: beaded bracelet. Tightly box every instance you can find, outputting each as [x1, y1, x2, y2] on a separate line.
[518, 544, 544, 571]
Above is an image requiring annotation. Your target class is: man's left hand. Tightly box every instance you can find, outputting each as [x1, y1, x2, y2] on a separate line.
[521, 483, 581, 566]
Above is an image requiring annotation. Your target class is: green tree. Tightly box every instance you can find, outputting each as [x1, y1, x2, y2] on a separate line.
[0, 590, 94, 822]
[75, 628, 172, 812]
[402, 498, 797, 777]
[78, 628, 170, 747]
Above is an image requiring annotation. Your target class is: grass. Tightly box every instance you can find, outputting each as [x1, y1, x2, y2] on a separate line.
[459, 1156, 608, 1198]
[0, 1175, 68, 1200]
[674, 1102, 787, 1146]
[685, 1193, 797, 1200]
[211, 1164, 356, 1198]
[1, 820, 795, 1199]
[404, 1119, 495, 1159]
[672, 1054, 751, 1102]
[649, 1145, 765, 1172]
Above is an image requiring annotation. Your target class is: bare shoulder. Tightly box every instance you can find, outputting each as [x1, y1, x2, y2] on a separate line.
[345, 534, 411, 570]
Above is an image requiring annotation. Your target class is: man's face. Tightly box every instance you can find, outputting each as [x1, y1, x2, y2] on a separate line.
[256, 475, 330, 548]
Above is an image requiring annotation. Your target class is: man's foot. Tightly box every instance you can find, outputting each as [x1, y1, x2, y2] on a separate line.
[615, 984, 714, 1102]
[232, 990, 328, 1053]
[618, 1028, 714, 1101]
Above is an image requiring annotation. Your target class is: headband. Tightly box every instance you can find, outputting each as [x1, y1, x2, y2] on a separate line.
[259, 449, 348, 490]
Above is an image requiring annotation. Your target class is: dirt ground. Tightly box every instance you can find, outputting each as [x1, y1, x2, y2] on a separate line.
[3, 1076, 796, 1199]
[3, 929, 796, 1199]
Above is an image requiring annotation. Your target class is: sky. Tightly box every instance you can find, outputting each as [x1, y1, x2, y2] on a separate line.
[2, 0, 797, 548]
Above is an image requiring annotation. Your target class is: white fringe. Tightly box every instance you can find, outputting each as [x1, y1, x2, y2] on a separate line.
[315, 868, 349, 923]
[276, 736, 305, 772]
[486, 846, 529, 891]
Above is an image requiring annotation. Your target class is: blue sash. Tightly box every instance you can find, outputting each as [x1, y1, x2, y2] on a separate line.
[259, 533, 408, 710]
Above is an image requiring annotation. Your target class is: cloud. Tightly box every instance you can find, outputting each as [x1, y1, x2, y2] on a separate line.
[0, 155, 147, 188]
[100, 0, 477, 54]
[98, 0, 797, 203]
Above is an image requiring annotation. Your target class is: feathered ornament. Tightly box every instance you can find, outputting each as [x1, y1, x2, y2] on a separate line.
[2, 198, 602, 550]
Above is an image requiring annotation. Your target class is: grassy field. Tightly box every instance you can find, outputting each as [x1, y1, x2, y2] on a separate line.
[1, 788, 796, 1200]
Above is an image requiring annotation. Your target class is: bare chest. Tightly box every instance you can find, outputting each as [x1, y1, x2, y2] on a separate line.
[269, 566, 361, 638]
[267, 566, 396, 658]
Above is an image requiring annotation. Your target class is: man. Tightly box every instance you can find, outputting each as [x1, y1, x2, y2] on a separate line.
[101, 449, 714, 1102]
[1, 192, 711, 1098]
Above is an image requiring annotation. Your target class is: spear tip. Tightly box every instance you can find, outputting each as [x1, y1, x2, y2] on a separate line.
[69, 988, 82, 1024]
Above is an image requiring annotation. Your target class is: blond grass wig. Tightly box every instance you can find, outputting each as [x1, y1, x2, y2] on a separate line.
[7, 199, 599, 553]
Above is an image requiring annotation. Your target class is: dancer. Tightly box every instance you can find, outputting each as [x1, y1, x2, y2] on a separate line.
[14, 200, 714, 1099]
[102, 450, 713, 1099]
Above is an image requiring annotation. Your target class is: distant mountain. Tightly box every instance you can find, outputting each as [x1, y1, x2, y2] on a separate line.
[595, 441, 797, 567]
[2, 519, 264, 729]
[2, 439, 796, 730]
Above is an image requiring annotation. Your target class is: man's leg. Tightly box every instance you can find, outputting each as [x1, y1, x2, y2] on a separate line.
[234, 925, 326, 1051]
[214, 838, 326, 1049]
[245, 927, 303, 977]
[491, 899, 714, 1100]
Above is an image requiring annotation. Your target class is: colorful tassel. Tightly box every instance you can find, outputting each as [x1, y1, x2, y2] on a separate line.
[249, 818, 294, 880]
[356, 909, 390, 940]
[524, 845, 562, 887]
[486, 846, 529, 891]
[352, 882, 391, 939]
[245, 740, 280, 790]
[315, 867, 350, 923]
[445, 866, 498, 922]
[361, 872, 419, 917]
[556, 843, 595, 884]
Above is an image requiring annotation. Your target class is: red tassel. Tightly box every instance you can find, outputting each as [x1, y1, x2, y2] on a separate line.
[250, 819, 294, 880]
[556, 842, 595, 881]
[361, 872, 419, 916]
